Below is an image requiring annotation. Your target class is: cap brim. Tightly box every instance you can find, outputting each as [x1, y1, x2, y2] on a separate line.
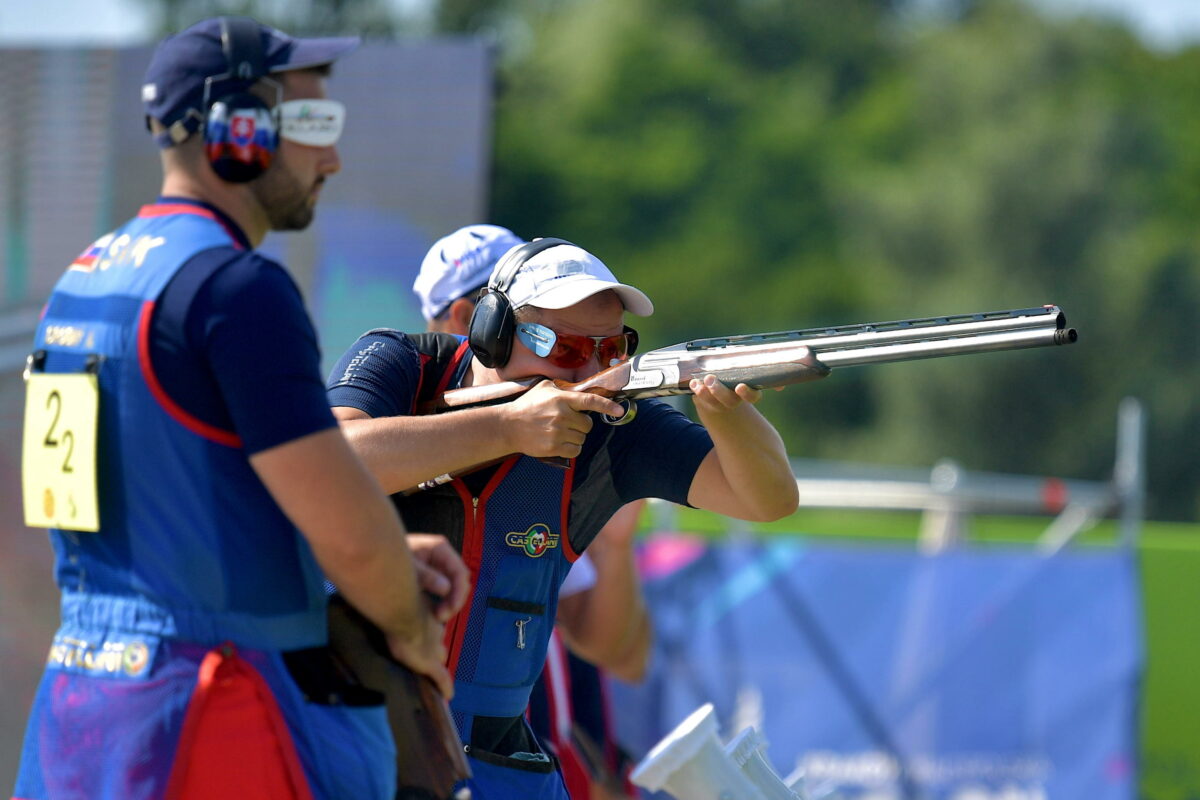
[527, 281, 655, 317]
[269, 36, 360, 72]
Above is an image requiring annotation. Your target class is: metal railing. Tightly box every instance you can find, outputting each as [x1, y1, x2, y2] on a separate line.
[652, 398, 1145, 553]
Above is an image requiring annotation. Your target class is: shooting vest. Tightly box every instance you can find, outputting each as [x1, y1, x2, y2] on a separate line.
[393, 333, 582, 724]
[33, 201, 327, 651]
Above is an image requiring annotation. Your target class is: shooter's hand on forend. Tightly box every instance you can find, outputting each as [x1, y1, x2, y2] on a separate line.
[689, 374, 765, 418]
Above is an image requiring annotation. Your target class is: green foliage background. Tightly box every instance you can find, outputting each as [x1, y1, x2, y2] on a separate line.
[142, 0, 1199, 519]
[477, 0, 1199, 520]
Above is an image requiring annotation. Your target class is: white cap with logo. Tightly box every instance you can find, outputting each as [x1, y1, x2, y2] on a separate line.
[502, 243, 654, 317]
[414, 224, 525, 322]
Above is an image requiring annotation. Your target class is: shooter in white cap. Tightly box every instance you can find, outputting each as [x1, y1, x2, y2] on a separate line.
[327, 237, 798, 800]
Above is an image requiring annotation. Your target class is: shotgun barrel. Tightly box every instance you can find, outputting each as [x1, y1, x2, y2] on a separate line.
[425, 304, 1077, 413]
[686, 305, 1069, 351]
[617, 304, 1076, 397]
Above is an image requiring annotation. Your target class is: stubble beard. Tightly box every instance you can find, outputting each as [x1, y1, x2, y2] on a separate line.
[252, 155, 319, 232]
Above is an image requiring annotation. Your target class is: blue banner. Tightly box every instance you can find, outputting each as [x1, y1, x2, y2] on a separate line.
[614, 537, 1142, 800]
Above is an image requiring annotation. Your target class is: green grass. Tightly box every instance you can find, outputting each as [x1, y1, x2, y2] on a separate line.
[644, 504, 1200, 545]
[634, 507, 1200, 799]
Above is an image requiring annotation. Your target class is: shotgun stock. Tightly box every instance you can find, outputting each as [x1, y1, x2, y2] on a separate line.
[325, 594, 471, 799]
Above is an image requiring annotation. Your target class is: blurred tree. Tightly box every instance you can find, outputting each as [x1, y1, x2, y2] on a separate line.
[487, 0, 901, 457]
[484, 0, 1199, 518]
[434, 0, 510, 33]
[828, 0, 1200, 517]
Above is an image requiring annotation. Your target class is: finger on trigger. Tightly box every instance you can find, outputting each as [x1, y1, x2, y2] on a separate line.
[572, 392, 624, 418]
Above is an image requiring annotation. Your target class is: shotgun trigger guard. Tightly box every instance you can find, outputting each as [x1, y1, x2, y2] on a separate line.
[602, 400, 636, 426]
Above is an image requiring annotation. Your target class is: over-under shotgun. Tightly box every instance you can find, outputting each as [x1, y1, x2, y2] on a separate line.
[423, 305, 1078, 425]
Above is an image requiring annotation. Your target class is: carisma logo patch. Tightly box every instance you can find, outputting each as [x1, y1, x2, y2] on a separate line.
[505, 522, 560, 558]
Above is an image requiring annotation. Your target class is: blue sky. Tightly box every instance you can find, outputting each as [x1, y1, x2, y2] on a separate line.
[1038, 0, 1200, 48]
[0, 0, 155, 43]
[2, 0, 1199, 49]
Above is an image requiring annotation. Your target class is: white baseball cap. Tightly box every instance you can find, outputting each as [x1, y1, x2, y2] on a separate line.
[414, 224, 525, 322]
[502, 242, 654, 317]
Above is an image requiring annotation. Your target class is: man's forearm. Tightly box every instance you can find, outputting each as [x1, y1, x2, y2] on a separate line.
[314, 507, 426, 643]
[337, 407, 517, 494]
[698, 403, 798, 521]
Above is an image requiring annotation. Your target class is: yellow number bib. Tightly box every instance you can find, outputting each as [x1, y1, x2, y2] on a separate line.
[22, 372, 100, 532]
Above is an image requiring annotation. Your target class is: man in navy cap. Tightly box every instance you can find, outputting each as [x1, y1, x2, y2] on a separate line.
[13, 17, 467, 800]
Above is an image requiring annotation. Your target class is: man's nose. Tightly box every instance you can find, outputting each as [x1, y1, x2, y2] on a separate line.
[569, 352, 604, 383]
[319, 145, 341, 176]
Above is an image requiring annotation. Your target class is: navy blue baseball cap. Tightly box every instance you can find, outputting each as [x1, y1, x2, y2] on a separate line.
[142, 16, 359, 145]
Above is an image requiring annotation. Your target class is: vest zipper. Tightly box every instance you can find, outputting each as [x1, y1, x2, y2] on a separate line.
[444, 493, 480, 674]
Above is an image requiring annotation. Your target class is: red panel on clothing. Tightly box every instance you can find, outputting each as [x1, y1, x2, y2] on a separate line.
[164, 644, 314, 800]
[542, 633, 591, 800]
[560, 459, 579, 562]
[445, 457, 520, 676]
[434, 340, 473, 397]
[412, 353, 433, 415]
[137, 300, 243, 448]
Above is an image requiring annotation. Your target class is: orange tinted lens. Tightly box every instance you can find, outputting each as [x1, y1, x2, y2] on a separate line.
[548, 334, 594, 368]
[545, 331, 633, 368]
[596, 334, 630, 365]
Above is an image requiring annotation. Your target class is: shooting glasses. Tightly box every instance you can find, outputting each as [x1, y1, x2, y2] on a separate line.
[278, 99, 345, 147]
[516, 323, 639, 369]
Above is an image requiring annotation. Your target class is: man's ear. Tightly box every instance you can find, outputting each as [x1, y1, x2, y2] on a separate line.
[447, 297, 477, 337]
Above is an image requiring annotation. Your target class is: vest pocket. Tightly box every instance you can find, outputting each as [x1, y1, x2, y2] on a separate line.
[474, 597, 546, 687]
[464, 744, 557, 773]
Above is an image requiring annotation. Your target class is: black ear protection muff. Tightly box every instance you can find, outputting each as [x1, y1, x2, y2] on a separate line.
[203, 16, 279, 183]
[468, 237, 574, 368]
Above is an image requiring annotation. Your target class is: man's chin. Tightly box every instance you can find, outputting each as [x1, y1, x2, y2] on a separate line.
[269, 207, 316, 232]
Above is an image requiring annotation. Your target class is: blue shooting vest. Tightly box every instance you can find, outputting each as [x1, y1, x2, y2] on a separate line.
[16, 201, 396, 800]
[396, 336, 575, 797]
[443, 456, 576, 800]
[444, 454, 577, 722]
[33, 202, 327, 651]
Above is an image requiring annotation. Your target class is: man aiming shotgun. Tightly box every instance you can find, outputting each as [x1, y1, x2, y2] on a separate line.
[327, 236, 1076, 799]
[327, 237, 800, 799]
[412, 225, 649, 799]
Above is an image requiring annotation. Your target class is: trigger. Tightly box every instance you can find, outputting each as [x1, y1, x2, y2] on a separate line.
[602, 400, 637, 426]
